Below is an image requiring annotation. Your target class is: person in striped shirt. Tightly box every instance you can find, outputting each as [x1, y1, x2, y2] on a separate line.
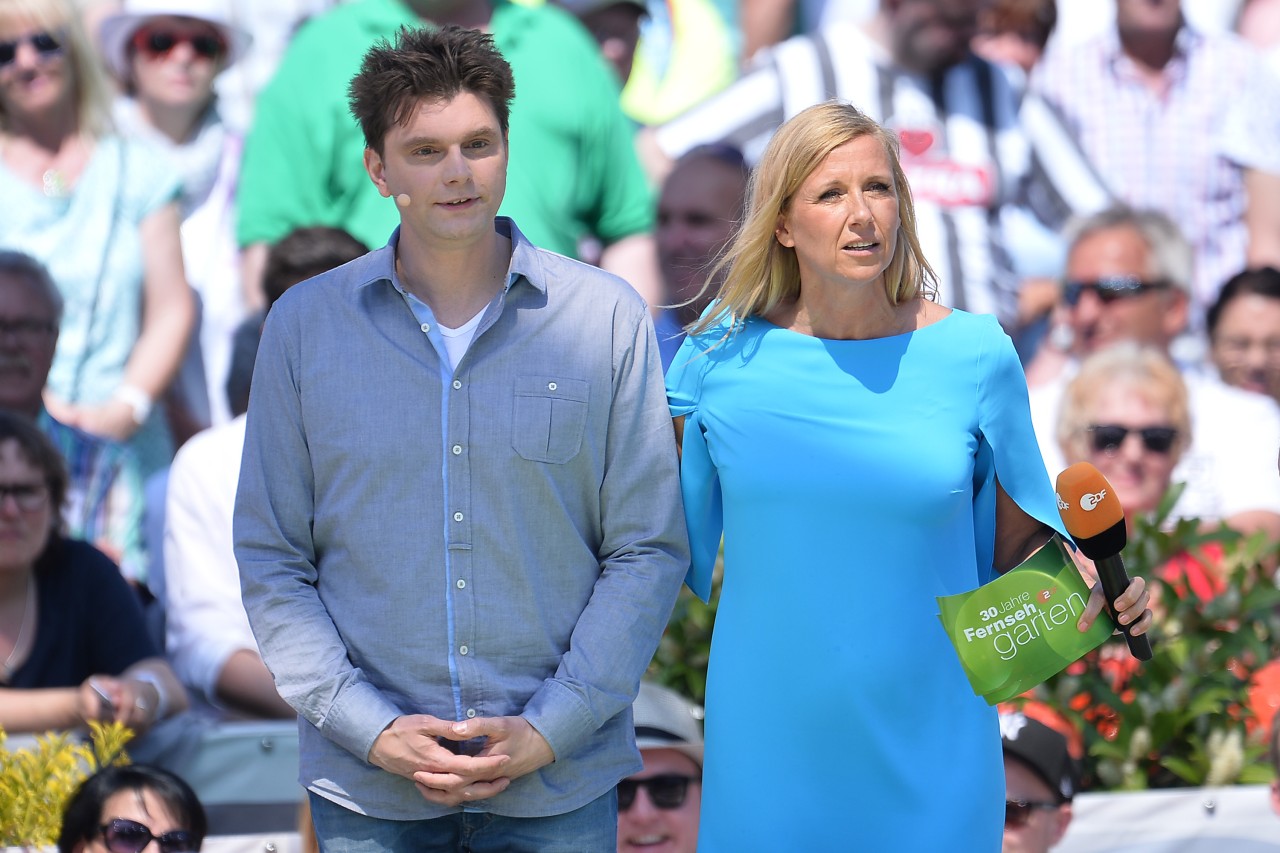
[642, 0, 1111, 342]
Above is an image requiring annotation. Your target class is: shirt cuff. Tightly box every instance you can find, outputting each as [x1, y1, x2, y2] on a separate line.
[319, 679, 404, 762]
[521, 679, 599, 762]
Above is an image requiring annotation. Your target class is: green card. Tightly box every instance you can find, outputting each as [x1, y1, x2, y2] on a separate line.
[937, 535, 1113, 705]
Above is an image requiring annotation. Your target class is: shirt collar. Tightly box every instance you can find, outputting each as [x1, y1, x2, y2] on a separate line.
[355, 216, 548, 295]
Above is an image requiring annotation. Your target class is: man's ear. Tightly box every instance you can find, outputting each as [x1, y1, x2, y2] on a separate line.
[364, 147, 391, 199]
[1162, 287, 1190, 341]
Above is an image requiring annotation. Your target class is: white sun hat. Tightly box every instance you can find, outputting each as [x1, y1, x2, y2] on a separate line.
[97, 0, 252, 81]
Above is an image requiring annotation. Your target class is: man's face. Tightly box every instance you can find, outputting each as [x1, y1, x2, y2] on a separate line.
[1063, 225, 1185, 356]
[888, 0, 984, 76]
[617, 748, 701, 853]
[1003, 756, 1071, 853]
[363, 91, 508, 251]
[1115, 0, 1183, 41]
[0, 272, 58, 415]
[657, 156, 746, 324]
[578, 4, 644, 84]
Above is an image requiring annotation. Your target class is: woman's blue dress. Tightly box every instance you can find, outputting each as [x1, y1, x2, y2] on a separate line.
[666, 309, 1066, 851]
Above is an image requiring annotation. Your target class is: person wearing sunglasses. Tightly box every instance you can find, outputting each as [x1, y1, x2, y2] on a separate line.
[999, 710, 1077, 853]
[617, 681, 703, 853]
[57, 764, 206, 853]
[0, 0, 195, 494]
[97, 0, 252, 433]
[1025, 205, 1280, 549]
[0, 411, 188, 739]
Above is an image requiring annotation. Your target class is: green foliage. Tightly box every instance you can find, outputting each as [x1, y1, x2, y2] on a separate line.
[1028, 486, 1280, 791]
[0, 722, 133, 846]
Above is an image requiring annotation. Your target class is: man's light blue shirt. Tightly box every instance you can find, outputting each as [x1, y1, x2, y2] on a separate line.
[234, 218, 689, 820]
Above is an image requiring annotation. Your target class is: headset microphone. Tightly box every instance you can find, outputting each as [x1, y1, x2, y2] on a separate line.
[395, 193, 412, 209]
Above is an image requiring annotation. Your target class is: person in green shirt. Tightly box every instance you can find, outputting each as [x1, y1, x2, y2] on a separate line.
[236, 0, 661, 309]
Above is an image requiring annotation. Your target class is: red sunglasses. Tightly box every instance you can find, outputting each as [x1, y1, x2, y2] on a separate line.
[130, 25, 226, 61]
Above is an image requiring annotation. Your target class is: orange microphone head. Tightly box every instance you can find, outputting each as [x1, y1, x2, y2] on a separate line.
[1054, 461, 1126, 560]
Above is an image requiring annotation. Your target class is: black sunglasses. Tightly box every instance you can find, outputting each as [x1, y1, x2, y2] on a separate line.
[1062, 276, 1172, 306]
[1088, 424, 1179, 455]
[98, 818, 196, 853]
[1005, 799, 1059, 828]
[131, 27, 226, 61]
[617, 774, 699, 811]
[0, 30, 64, 67]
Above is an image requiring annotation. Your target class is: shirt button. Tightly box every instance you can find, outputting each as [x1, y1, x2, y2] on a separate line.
[466, 708, 477, 718]
[459, 645, 468, 655]
[453, 511, 464, 522]
[452, 444, 462, 455]
[452, 380, 462, 390]
[456, 579, 466, 589]
[547, 381, 557, 391]
[420, 323, 431, 333]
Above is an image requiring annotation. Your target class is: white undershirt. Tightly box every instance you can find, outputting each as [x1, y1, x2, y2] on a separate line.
[437, 308, 486, 370]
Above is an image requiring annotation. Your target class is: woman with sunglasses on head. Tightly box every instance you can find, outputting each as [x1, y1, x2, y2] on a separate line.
[0, 411, 187, 739]
[97, 0, 251, 431]
[0, 0, 194, 482]
[58, 764, 206, 853]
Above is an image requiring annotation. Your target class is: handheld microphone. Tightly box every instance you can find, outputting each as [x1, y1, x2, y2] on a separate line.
[395, 193, 412, 209]
[1055, 462, 1153, 661]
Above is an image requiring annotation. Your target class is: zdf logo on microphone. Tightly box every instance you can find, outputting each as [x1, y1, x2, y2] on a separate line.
[1079, 489, 1107, 511]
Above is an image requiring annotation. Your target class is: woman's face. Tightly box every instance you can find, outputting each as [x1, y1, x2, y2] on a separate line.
[1211, 292, 1280, 404]
[0, 438, 51, 575]
[0, 13, 73, 120]
[1080, 384, 1179, 517]
[775, 134, 900, 296]
[81, 787, 192, 853]
[127, 16, 224, 112]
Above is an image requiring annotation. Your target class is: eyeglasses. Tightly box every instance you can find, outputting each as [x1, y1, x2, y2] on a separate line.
[0, 31, 64, 68]
[0, 317, 56, 342]
[0, 482, 48, 512]
[98, 818, 195, 853]
[617, 774, 699, 811]
[1087, 424, 1179, 455]
[130, 26, 226, 61]
[1062, 277, 1172, 306]
[1005, 799, 1060, 828]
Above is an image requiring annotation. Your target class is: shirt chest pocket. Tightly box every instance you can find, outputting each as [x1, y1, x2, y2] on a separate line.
[512, 375, 591, 464]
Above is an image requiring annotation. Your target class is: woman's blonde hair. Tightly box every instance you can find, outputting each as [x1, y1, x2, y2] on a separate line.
[687, 100, 937, 337]
[0, 0, 114, 138]
[1057, 342, 1192, 464]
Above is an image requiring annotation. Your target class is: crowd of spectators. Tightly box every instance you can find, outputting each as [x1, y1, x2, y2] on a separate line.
[0, 0, 1278, 847]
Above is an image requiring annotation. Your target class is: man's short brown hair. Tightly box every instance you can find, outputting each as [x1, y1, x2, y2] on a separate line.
[348, 24, 516, 155]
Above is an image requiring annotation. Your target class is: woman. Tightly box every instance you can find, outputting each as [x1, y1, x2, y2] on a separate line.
[665, 101, 1151, 849]
[98, 0, 252, 430]
[0, 411, 186, 736]
[1207, 266, 1280, 406]
[0, 0, 194, 477]
[58, 764, 206, 853]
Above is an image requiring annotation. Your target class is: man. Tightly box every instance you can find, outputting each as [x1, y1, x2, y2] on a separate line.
[235, 0, 662, 310]
[1031, 0, 1280, 327]
[617, 681, 703, 853]
[642, 0, 1111, 328]
[0, 251, 145, 583]
[234, 26, 689, 847]
[1025, 206, 1280, 542]
[163, 228, 366, 720]
[653, 143, 749, 369]
[1000, 711, 1076, 853]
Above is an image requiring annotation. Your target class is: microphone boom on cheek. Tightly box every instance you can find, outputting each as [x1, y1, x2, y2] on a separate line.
[1054, 462, 1153, 661]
